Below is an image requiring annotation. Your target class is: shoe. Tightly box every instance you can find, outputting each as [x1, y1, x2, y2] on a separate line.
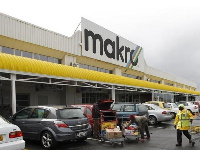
[145, 137, 150, 140]
[176, 143, 182, 146]
[139, 139, 144, 142]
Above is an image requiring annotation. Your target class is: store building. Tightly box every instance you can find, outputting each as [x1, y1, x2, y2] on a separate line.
[0, 13, 199, 117]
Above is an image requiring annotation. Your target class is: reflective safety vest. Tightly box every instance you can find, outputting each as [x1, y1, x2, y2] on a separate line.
[177, 110, 190, 128]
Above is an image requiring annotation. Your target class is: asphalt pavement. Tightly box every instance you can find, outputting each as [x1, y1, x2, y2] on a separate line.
[25, 116, 200, 150]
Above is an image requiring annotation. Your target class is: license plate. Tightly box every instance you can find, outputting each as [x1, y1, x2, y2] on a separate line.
[77, 131, 87, 137]
[0, 135, 3, 141]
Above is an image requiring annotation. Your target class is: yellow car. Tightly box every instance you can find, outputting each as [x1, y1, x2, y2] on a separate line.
[145, 101, 171, 110]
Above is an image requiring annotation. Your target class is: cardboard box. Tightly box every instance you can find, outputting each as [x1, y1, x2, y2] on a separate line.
[106, 128, 122, 138]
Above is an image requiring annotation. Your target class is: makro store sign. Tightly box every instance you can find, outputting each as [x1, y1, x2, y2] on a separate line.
[81, 17, 143, 69]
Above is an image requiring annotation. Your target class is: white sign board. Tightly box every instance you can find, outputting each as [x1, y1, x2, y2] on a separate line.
[81, 17, 145, 70]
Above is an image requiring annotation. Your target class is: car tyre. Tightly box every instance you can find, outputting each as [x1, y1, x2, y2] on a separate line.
[149, 116, 157, 125]
[41, 131, 56, 149]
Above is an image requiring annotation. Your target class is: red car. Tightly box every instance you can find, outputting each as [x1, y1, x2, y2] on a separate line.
[71, 99, 117, 130]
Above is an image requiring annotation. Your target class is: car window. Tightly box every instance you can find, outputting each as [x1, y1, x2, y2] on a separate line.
[172, 103, 178, 108]
[15, 108, 33, 119]
[86, 107, 92, 115]
[124, 105, 136, 112]
[112, 104, 122, 111]
[138, 104, 148, 112]
[163, 103, 170, 108]
[0, 115, 9, 124]
[152, 103, 159, 106]
[57, 108, 86, 119]
[31, 108, 49, 118]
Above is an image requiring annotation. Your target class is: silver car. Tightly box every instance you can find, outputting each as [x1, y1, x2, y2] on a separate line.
[144, 104, 172, 125]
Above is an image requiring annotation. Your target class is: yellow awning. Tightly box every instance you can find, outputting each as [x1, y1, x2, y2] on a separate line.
[0, 53, 200, 95]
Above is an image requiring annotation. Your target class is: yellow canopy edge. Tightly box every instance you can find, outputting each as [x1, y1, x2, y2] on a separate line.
[0, 53, 200, 95]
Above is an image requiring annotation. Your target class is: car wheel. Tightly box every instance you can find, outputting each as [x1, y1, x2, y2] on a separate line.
[149, 116, 157, 125]
[41, 131, 56, 149]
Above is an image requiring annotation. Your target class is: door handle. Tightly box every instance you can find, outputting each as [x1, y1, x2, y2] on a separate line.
[21, 122, 25, 124]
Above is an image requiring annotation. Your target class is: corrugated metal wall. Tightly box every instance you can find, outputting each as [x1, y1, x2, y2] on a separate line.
[0, 13, 81, 55]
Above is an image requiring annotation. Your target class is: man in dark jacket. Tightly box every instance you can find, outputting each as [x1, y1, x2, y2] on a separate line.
[127, 114, 150, 142]
[92, 101, 101, 139]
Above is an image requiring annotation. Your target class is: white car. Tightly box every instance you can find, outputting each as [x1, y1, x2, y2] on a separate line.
[167, 103, 179, 119]
[176, 101, 199, 114]
[0, 115, 25, 150]
[144, 104, 172, 125]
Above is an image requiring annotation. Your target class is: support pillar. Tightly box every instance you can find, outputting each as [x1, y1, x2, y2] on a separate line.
[152, 91, 154, 101]
[112, 85, 115, 102]
[11, 74, 16, 115]
[186, 95, 188, 102]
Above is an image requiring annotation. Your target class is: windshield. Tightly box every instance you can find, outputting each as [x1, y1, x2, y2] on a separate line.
[57, 109, 86, 119]
[0, 115, 10, 124]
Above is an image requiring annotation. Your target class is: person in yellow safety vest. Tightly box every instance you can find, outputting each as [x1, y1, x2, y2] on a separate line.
[174, 104, 193, 146]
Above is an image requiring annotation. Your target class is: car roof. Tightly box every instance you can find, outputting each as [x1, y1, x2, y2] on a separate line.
[25, 105, 78, 110]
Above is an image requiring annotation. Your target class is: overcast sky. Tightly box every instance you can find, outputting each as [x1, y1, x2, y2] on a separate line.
[1, 0, 200, 90]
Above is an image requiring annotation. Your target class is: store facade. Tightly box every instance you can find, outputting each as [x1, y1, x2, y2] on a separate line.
[0, 13, 199, 117]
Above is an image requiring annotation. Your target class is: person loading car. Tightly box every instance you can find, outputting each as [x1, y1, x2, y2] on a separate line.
[126, 114, 150, 142]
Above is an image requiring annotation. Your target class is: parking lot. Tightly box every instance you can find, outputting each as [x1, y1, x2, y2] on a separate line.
[25, 117, 200, 150]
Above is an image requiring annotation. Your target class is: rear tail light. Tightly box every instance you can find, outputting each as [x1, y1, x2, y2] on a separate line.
[9, 131, 23, 138]
[136, 114, 139, 116]
[162, 111, 167, 114]
[54, 121, 68, 128]
[194, 106, 197, 109]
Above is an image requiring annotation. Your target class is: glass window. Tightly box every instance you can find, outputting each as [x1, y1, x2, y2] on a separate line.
[101, 68, 105, 72]
[15, 108, 33, 119]
[90, 66, 97, 71]
[2, 47, 14, 54]
[124, 105, 136, 112]
[40, 55, 48, 61]
[34, 54, 39, 60]
[112, 104, 122, 111]
[57, 109, 86, 119]
[138, 104, 148, 112]
[54, 58, 62, 64]
[22, 51, 32, 58]
[31, 108, 49, 118]
[163, 103, 170, 108]
[48, 57, 54, 63]
[15, 50, 21, 56]
[86, 107, 92, 115]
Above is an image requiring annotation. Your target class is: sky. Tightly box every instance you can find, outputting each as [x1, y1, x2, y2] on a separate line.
[0, 0, 200, 90]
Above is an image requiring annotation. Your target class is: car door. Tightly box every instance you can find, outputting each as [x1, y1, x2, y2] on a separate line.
[25, 108, 49, 139]
[11, 108, 33, 138]
[85, 106, 93, 125]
